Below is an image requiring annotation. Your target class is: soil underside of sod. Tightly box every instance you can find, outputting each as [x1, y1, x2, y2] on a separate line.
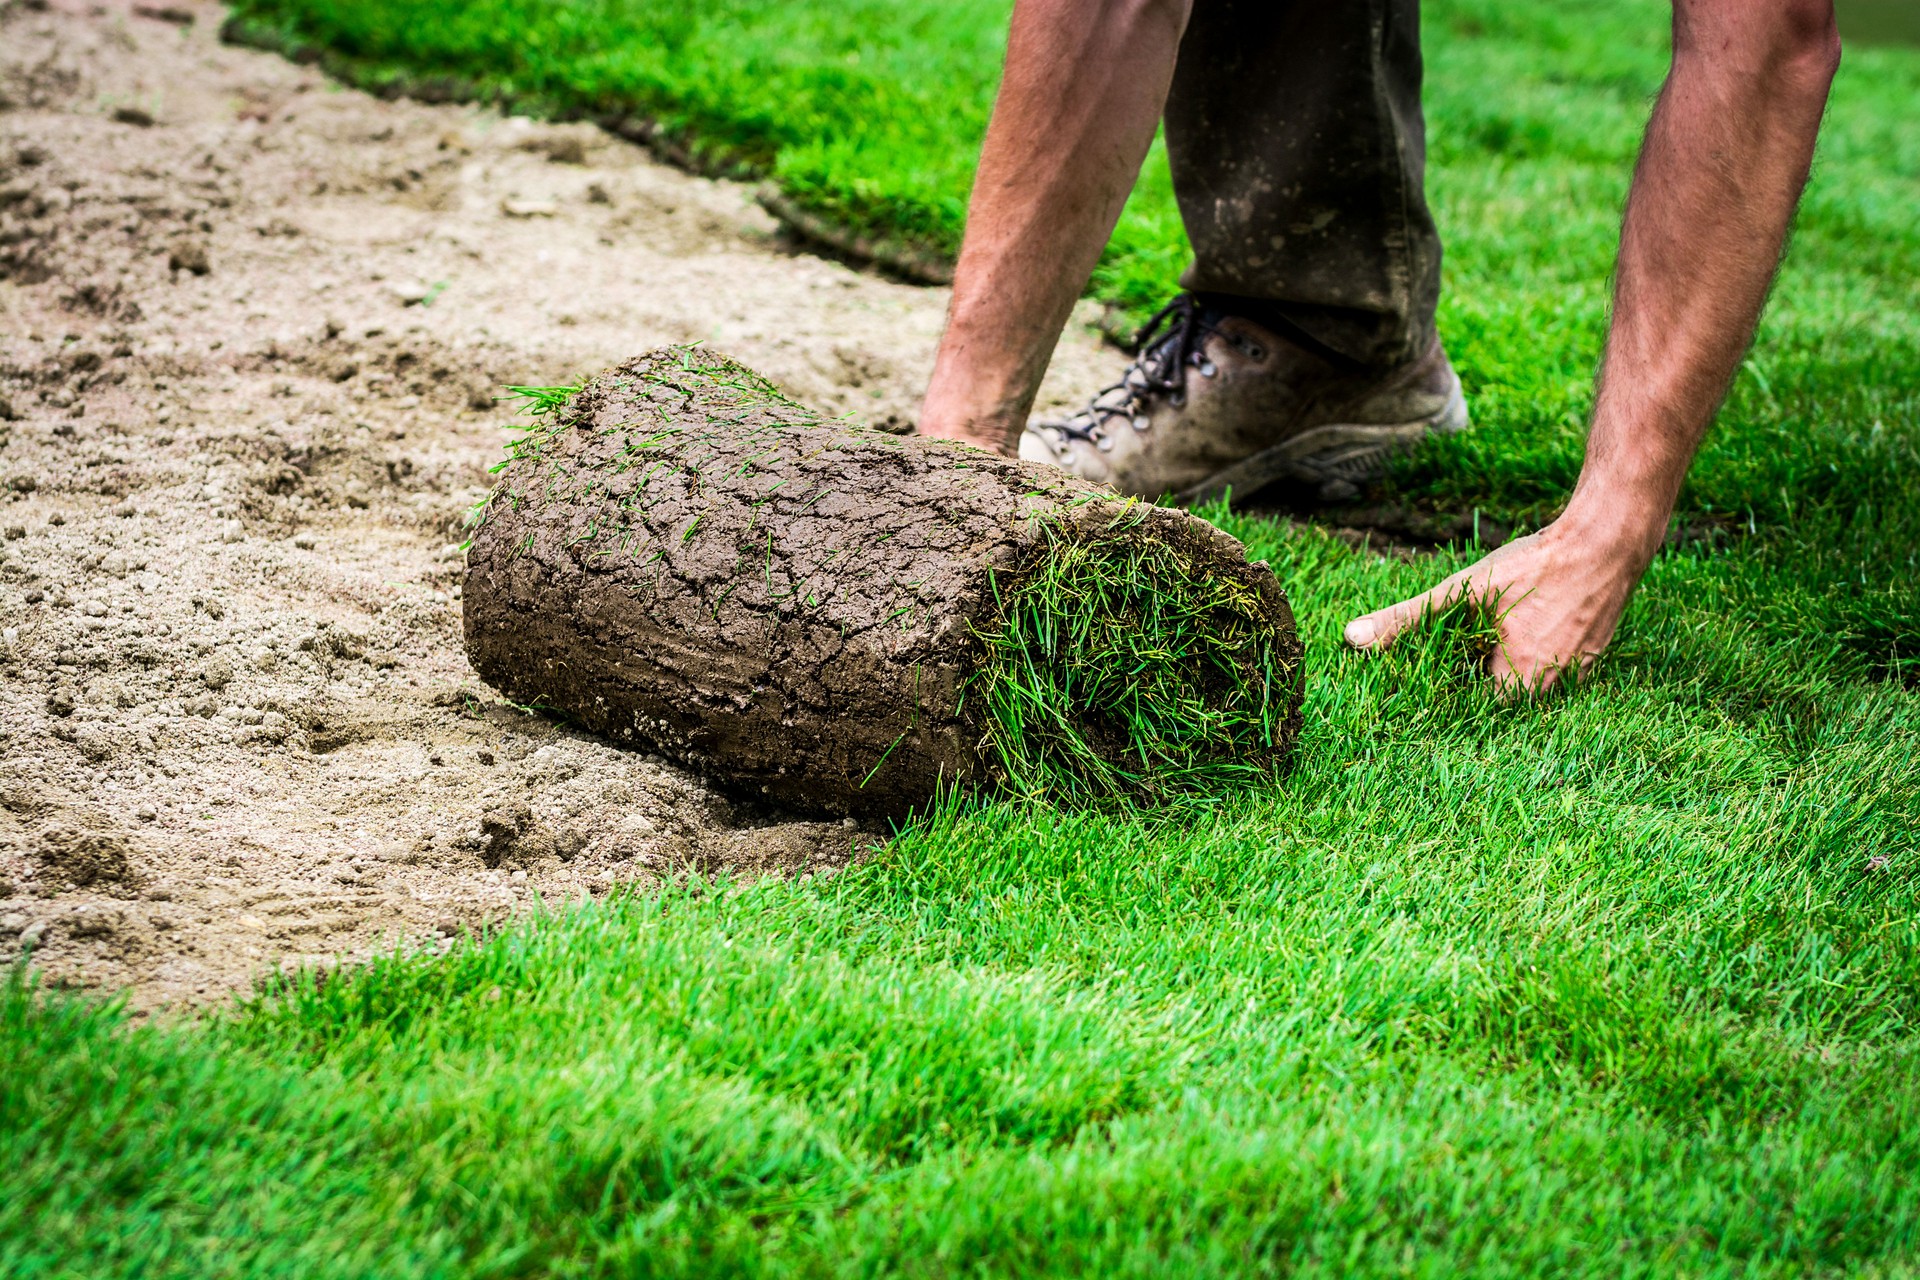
[462, 347, 1305, 817]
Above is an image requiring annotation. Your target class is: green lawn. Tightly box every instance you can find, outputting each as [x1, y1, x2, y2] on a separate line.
[6, 0, 1919, 1274]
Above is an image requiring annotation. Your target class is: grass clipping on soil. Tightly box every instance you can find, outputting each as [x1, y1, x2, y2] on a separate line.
[463, 347, 1302, 815]
[977, 515, 1298, 806]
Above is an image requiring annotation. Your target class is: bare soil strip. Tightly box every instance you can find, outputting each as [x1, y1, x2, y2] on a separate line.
[0, 0, 1113, 1011]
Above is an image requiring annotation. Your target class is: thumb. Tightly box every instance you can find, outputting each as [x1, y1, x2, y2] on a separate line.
[1344, 572, 1469, 652]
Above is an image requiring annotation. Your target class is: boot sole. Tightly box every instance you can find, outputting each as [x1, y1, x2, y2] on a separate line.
[1174, 383, 1470, 507]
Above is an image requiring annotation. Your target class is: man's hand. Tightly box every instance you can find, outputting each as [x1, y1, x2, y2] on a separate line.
[1344, 518, 1660, 696]
[1348, 0, 1837, 690]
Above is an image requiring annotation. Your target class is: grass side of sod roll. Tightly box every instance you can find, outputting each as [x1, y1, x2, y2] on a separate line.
[6, 0, 1917, 1274]
[976, 511, 1304, 806]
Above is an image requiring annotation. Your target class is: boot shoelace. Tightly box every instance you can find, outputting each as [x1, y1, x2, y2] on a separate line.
[1056, 294, 1223, 449]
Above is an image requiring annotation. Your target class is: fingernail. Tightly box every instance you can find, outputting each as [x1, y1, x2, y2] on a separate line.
[1344, 618, 1375, 648]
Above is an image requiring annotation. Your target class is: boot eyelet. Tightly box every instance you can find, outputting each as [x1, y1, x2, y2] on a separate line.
[1198, 359, 1217, 378]
[1170, 391, 1186, 409]
[1093, 431, 1113, 453]
[1131, 414, 1150, 432]
[1245, 344, 1266, 362]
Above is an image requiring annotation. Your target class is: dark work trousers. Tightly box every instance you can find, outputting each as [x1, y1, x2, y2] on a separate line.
[1165, 0, 1442, 370]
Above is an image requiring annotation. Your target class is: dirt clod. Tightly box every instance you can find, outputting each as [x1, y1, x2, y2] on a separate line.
[477, 800, 533, 867]
[168, 240, 211, 275]
[36, 826, 140, 892]
[132, 3, 193, 24]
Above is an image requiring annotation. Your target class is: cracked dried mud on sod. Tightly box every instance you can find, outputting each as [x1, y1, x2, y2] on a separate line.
[463, 346, 1305, 816]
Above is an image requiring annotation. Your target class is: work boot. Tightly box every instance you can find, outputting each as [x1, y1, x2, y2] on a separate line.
[1020, 294, 1469, 504]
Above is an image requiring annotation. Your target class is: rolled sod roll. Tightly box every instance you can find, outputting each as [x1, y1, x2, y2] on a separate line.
[463, 346, 1305, 818]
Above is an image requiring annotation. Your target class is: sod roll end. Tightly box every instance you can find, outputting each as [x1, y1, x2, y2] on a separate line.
[463, 346, 1305, 817]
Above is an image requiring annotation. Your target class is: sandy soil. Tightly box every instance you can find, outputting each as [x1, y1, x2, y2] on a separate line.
[0, 0, 1113, 1012]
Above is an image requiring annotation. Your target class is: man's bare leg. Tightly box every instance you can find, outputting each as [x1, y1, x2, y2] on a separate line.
[918, 0, 1192, 453]
[1345, 0, 1840, 694]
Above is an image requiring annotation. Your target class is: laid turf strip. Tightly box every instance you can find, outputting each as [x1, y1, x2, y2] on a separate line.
[9, 493, 1920, 1273]
[464, 347, 1303, 815]
[7, 642, 1919, 1279]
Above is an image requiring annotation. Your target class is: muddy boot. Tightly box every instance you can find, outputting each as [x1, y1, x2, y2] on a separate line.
[1020, 295, 1468, 505]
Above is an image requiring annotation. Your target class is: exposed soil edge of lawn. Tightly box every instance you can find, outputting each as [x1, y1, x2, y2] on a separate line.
[218, 12, 960, 287]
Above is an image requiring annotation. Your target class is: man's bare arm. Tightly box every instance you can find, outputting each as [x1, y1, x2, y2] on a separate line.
[1346, 0, 1841, 693]
[918, 0, 1192, 453]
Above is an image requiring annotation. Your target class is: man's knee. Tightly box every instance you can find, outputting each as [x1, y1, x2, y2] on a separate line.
[1674, 0, 1841, 98]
